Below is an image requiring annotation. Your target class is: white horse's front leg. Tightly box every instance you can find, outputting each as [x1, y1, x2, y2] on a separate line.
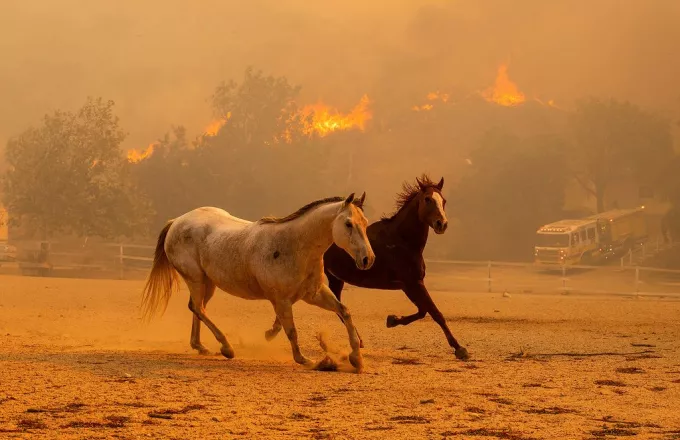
[272, 299, 312, 366]
[303, 284, 363, 372]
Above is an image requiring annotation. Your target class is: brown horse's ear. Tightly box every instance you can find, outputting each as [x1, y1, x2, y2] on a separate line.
[343, 193, 356, 206]
[357, 192, 366, 208]
[436, 177, 444, 190]
[416, 177, 426, 190]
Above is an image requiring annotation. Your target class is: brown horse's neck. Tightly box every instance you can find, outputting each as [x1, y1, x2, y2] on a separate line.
[390, 198, 429, 251]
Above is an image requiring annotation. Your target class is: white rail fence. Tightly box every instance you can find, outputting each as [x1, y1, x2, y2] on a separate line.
[4, 241, 680, 297]
[424, 258, 680, 298]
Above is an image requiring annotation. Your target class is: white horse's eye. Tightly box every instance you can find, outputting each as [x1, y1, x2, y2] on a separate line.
[345, 220, 352, 229]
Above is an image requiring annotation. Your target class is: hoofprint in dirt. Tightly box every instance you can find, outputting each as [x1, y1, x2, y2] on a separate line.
[0, 274, 679, 439]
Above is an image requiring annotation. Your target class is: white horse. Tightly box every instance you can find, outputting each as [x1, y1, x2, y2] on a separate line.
[140, 193, 375, 371]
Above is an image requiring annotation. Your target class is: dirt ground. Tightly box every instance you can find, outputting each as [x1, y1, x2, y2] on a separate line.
[0, 271, 679, 439]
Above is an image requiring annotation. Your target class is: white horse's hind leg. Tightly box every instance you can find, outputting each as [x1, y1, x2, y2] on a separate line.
[189, 281, 216, 355]
[272, 300, 312, 366]
[303, 284, 363, 372]
[186, 279, 235, 359]
[264, 317, 282, 341]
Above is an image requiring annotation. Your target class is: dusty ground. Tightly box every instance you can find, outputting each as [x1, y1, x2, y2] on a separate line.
[0, 271, 679, 439]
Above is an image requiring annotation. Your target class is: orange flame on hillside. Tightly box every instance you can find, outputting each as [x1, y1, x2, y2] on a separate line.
[300, 95, 372, 137]
[482, 64, 525, 106]
[413, 91, 450, 111]
[126, 143, 156, 163]
[204, 112, 231, 136]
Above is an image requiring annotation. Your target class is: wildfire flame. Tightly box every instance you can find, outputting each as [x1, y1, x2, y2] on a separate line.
[412, 91, 450, 111]
[204, 112, 231, 136]
[300, 95, 372, 137]
[482, 64, 525, 106]
[126, 143, 156, 163]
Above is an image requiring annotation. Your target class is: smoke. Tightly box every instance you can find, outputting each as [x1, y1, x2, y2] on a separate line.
[2, 0, 679, 152]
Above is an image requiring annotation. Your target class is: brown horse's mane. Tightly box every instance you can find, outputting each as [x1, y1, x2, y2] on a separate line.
[259, 196, 363, 224]
[381, 174, 439, 221]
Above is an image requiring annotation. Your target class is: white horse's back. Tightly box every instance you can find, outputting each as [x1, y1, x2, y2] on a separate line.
[166, 206, 260, 299]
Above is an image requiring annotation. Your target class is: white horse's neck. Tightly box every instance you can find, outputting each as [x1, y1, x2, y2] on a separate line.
[286, 201, 342, 259]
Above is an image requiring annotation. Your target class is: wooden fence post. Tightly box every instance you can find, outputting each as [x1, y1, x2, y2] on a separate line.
[487, 261, 492, 293]
[118, 244, 124, 280]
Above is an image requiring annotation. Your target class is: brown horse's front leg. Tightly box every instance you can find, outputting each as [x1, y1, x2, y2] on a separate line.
[391, 281, 469, 361]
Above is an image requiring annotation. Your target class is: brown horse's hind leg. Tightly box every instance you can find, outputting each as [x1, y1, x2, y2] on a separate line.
[185, 279, 234, 359]
[189, 281, 216, 355]
[390, 281, 469, 361]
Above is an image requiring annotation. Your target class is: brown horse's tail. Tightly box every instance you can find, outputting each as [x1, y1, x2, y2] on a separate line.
[140, 221, 178, 322]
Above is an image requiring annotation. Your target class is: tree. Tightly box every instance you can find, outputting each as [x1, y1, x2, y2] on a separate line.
[451, 130, 569, 261]
[3, 97, 152, 239]
[133, 126, 222, 231]
[570, 98, 674, 213]
[210, 66, 306, 146]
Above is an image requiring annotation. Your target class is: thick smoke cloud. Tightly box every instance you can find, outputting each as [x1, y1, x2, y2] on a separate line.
[1, 0, 679, 152]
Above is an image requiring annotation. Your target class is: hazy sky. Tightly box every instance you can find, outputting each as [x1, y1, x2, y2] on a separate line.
[2, 0, 679, 150]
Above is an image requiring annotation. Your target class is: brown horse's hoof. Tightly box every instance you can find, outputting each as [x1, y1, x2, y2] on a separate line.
[386, 315, 399, 328]
[220, 346, 235, 359]
[455, 346, 470, 361]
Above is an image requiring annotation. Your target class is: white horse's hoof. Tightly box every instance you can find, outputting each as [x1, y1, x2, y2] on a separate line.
[294, 355, 313, 366]
[264, 329, 278, 341]
[349, 352, 363, 373]
[220, 346, 235, 359]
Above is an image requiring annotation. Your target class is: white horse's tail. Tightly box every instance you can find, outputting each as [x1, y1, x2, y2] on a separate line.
[140, 220, 178, 322]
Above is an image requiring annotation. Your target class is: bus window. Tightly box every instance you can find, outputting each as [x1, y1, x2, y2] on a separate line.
[580, 230, 586, 242]
[572, 233, 579, 245]
[586, 228, 595, 240]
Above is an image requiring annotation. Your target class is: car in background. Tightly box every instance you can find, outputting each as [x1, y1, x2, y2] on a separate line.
[0, 241, 17, 263]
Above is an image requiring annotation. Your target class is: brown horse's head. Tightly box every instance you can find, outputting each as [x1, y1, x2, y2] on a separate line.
[385, 174, 449, 234]
[414, 176, 448, 234]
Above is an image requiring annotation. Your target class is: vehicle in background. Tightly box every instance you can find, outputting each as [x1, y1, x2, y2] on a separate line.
[18, 241, 53, 276]
[587, 207, 647, 262]
[534, 219, 602, 266]
[535, 206, 648, 267]
[0, 241, 17, 263]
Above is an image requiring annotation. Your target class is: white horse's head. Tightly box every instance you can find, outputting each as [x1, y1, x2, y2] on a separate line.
[332, 192, 375, 270]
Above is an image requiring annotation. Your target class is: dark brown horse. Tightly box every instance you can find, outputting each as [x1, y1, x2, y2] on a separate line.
[323, 175, 469, 360]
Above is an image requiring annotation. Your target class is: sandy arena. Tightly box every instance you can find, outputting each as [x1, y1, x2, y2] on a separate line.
[1, 270, 679, 439]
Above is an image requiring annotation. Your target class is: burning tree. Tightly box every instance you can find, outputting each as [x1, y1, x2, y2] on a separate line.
[2, 97, 152, 239]
[131, 67, 372, 227]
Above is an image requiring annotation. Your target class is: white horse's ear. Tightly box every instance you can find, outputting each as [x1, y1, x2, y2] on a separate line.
[436, 177, 444, 190]
[357, 191, 366, 207]
[344, 193, 355, 206]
